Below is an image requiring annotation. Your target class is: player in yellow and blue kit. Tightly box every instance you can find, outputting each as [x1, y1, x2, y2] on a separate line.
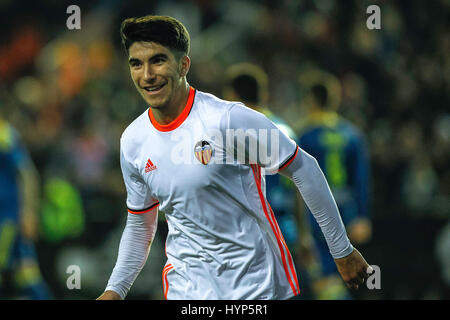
[0, 117, 51, 299]
[297, 83, 371, 299]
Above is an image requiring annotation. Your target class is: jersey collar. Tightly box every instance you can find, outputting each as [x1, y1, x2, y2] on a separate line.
[148, 86, 196, 132]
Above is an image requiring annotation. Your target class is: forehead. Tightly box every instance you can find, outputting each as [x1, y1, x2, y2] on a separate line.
[128, 41, 175, 59]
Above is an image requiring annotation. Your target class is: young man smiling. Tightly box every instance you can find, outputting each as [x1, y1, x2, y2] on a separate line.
[97, 15, 372, 300]
[128, 40, 191, 124]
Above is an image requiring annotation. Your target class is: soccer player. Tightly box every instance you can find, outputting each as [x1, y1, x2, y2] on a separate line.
[297, 83, 371, 299]
[0, 116, 51, 299]
[97, 15, 371, 300]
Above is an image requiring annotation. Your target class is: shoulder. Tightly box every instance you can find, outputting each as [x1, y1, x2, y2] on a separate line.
[227, 100, 267, 122]
[194, 89, 237, 114]
[266, 113, 296, 139]
[194, 89, 263, 129]
[194, 89, 266, 119]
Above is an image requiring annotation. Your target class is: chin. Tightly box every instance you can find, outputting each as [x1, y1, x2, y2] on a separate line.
[147, 98, 168, 109]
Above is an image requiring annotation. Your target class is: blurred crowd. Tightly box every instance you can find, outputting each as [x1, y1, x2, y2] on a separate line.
[0, 0, 448, 299]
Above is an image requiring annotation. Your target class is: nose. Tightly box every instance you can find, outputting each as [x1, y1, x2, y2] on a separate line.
[142, 63, 157, 83]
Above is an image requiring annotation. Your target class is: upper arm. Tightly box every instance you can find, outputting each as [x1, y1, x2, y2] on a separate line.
[120, 139, 159, 214]
[223, 103, 298, 174]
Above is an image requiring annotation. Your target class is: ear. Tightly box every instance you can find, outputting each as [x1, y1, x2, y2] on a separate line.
[179, 55, 191, 77]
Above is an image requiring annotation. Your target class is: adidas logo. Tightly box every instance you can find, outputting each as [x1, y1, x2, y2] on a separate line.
[145, 158, 157, 173]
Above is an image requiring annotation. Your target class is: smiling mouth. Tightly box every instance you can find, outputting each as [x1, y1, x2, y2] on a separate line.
[143, 83, 166, 94]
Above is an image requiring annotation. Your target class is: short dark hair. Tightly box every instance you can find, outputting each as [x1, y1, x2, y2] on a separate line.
[225, 63, 268, 105]
[120, 15, 190, 57]
[311, 84, 328, 108]
[231, 75, 259, 104]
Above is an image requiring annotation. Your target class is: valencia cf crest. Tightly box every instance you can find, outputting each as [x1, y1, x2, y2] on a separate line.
[194, 140, 213, 165]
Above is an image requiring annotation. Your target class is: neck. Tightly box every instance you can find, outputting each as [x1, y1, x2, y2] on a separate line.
[151, 81, 190, 125]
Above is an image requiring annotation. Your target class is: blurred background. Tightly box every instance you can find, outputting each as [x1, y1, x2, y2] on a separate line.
[0, 0, 448, 300]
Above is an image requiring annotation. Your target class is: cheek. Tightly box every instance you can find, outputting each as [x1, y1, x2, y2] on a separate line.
[131, 68, 142, 79]
[166, 64, 181, 78]
[130, 71, 139, 85]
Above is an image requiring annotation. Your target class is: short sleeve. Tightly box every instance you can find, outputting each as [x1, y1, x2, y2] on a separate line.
[222, 103, 298, 174]
[120, 139, 159, 214]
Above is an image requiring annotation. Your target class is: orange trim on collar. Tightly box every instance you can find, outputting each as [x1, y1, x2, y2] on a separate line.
[148, 86, 196, 132]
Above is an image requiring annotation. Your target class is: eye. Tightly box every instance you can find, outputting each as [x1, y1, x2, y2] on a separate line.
[153, 57, 165, 65]
[151, 54, 168, 65]
[129, 60, 142, 68]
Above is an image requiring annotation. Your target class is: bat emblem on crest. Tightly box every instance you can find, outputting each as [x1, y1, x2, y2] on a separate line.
[194, 140, 213, 165]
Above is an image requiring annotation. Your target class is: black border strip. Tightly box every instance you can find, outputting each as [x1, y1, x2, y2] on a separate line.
[278, 145, 299, 172]
[127, 202, 160, 214]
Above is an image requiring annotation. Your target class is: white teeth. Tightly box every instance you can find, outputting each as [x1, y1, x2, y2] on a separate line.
[144, 84, 163, 92]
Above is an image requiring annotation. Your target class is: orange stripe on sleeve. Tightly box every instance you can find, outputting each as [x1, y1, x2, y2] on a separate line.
[127, 202, 159, 214]
[277, 145, 299, 173]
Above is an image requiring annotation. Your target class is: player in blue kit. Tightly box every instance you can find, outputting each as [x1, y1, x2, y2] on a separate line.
[0, 117, 50, 299]
[297, 83, 371, 299]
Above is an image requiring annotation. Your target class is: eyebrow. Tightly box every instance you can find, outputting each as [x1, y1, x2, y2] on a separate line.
[128, 57, 140, 65]
[128, 53, 169, 65]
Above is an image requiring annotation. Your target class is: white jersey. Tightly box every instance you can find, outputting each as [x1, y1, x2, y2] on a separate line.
[120, 86, 300, 299]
